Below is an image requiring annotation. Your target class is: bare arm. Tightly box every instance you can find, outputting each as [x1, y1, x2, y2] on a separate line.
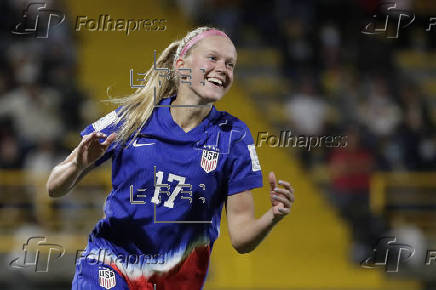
[47, 131, 116, 198]
[226, 172, 295, 254]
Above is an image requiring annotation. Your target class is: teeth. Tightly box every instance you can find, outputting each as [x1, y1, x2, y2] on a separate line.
[207, 77, 223, 86]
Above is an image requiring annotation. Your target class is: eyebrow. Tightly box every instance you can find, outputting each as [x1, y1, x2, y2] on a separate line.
[208, 49, 237, 63]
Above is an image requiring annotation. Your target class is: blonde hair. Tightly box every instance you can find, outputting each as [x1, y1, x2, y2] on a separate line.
[107, 26, 225, 147]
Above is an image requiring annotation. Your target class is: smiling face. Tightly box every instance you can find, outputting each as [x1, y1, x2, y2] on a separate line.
[175, 35, 237, 103]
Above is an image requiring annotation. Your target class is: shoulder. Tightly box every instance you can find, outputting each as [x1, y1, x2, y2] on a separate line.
[213, 110, 263, 182]
[81, 106, 123, 136]
[91, 106, 124, 131]
[211, 109, 259, 165]
[212, 109, 254, 144]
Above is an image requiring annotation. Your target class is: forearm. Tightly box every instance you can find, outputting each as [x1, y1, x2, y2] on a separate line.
[231, 208, 281, 254]
[47, 161, 84, 198]
[46, 148, 87, 198]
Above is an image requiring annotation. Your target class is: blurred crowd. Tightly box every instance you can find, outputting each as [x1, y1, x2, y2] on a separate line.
[185, 0, 436, 172]
[187, 0, 436, 265]
[0, 0, 92, 176]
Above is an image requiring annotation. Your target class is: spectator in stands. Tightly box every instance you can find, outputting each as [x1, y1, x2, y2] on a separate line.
[0, 117, 26, 169]
[48, 65, 85, 132]
[24, 138, 64, 178]
[0, 43, 65, 146]
[319, 23, 341, 69]
[0, 71, 11, 96]
[358, 77, 401, 138]
[0, 82, 64, 145]
[328, 126, 386, 263]
[285, 77, 328, 136]
[396, 83, 435, 170]
[276, 0, 317, 77]
[285, 76, 328, 167]
[206, 0, 243, 42]
[279, 18, 316, 78]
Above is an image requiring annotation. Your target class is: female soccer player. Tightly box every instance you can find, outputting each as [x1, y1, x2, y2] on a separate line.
[47, 26, 295, 290]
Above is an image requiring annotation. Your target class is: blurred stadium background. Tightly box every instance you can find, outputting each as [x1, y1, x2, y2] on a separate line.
[1, 0, 436, 289]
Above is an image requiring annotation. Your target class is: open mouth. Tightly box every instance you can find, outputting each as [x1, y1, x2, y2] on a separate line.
[206, 77, 225, 88]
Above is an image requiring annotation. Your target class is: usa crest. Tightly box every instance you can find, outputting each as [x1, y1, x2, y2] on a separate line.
[201, 145, 219, 173]
[99, 268, 116, 289]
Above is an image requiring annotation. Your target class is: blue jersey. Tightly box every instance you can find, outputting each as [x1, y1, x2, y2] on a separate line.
[77, 94, 263, 289]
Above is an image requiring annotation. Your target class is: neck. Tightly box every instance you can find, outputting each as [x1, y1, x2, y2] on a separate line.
[170, 88, 213, 133]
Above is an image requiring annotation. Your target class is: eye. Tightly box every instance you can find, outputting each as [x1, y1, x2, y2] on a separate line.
[208, 55, 217, 61]
[227, 63, 235, 69]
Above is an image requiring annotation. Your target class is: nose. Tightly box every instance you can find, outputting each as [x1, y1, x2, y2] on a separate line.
[214, 60, 227, 75]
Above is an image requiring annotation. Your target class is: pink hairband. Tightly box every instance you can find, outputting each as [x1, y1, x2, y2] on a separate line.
[179, 29, 230, 58]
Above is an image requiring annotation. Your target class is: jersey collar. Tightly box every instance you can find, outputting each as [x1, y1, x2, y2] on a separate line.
[141, 94, 220, 143]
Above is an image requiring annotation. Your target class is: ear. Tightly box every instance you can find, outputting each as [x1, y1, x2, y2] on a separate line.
[175, 58, 185, 70]
[175, 58, 190, 81]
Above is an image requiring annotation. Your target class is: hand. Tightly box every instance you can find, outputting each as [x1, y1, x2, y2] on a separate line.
[75, 132, 117, 171]
[268, 171, 295, 221]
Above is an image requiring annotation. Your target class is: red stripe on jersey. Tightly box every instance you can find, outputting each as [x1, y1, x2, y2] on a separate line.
[110, 245, 210, 290]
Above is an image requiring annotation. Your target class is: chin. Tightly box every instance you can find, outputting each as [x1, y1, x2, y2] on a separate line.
[205, 93, 225, 103]
[197, 88, 226, 103]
